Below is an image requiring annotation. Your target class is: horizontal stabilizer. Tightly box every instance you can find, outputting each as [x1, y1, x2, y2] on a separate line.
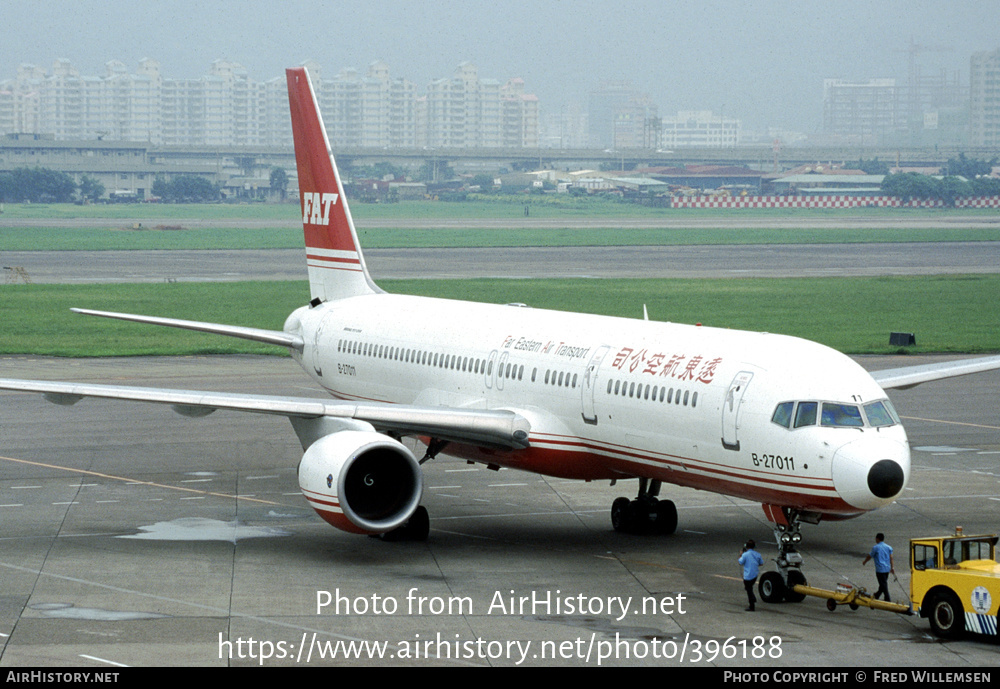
[71, 308, 304, 350]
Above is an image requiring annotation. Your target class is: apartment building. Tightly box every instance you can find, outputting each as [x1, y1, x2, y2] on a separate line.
[0, 59, 538, 150]
[970, 48, 1000, 147]
[822, 78, 899, 145]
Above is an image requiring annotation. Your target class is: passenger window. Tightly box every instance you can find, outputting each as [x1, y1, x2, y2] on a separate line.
[771, 402, 794, 428]
[794, 402, 817, 428]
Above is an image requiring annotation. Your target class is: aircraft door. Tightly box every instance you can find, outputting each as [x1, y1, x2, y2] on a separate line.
[495, 351, 510, 391]
[721, 370, 753, 451]
[581, 345, 611, 425]
[309, 310, 332, 378]
[485, 350, 498, 389]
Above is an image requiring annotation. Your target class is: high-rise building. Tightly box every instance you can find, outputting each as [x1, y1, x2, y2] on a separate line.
[822, 78, 899, 145]
[424, 63, 502, 148]
[587, 80, 660, 149]
[970, 48, 1000, 147]
[1, 60, 537, 150]
[500, 78, 538, 148]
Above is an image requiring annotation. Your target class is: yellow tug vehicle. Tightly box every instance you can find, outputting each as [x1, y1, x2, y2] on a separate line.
[791, 528, 999, 639]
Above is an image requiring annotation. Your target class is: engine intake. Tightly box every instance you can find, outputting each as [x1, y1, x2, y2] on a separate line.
[298, 430, 423, 534]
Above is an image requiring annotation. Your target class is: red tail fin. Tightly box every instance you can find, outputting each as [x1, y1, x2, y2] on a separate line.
[286, 67, 379, 301]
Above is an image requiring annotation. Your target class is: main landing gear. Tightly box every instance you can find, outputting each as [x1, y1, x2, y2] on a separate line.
[376, 436, 450, 543]
[378, 506, 430, 542]
[758, 507, 816, 603]
[611, 478, 678, 535]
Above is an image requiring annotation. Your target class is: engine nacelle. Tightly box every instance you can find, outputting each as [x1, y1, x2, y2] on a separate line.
[298, 430, 423, 535]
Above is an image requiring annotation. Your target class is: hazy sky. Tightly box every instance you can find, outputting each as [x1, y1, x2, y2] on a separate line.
[3, 0, 998, 132]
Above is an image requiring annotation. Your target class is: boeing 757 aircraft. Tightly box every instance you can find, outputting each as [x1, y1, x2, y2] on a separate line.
[3, 67, 999, 601]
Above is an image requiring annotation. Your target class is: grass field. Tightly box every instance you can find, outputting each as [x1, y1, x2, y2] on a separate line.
[0, 197, 942, 220]
[3, 202, 997, 357]
[2, 275, 997, 357]
[4, 201, 1000, 250]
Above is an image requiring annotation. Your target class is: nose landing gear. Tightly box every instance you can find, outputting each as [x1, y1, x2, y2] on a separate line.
[758, 506, 819, 603]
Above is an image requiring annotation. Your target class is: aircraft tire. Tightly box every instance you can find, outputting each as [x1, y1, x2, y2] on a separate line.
[655, 500, 678, 535]
[381, 506, 429, 542]
[405, 505, 430, 541]
[758, 571, 786, 604]
[611, 497, 633, 533]
[784, 569, 807, 603]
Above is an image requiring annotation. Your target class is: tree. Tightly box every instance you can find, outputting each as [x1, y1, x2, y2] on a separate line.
[881, 172, 977, 206]
[169, 175, 219, 202]
[78, 175, 105, 202]
[0, 167, 76, 202]
[945, 153, 996, 179]
[856, 157, 889, 175]
[150, 174, 220, 202]
[469, 173, 495, 190]
[971, 176, 1000, 196]
[151, 175, 170, 199]
[269, 166, 289, 200]
[937, 176, 972, 207]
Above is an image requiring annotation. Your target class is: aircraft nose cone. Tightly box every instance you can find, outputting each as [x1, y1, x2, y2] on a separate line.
[831, 437, 910, 511]
[868, 459, 905, 499]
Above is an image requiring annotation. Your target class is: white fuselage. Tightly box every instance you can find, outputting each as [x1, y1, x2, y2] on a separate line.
[285, 292, 911, 519]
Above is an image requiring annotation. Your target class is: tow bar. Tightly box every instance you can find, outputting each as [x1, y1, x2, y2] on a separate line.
[793, 582, 913, 614]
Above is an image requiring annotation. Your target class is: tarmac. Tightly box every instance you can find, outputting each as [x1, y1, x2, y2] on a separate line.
[0, 238, 999, 667]
[4, 241, 1000, 283]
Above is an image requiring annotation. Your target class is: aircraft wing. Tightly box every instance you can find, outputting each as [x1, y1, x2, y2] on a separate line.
[0, 378, 530, 450]
[870, 354, 1000, 390]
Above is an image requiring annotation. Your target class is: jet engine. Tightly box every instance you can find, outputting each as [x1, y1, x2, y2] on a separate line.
[298, 430, 423, 535]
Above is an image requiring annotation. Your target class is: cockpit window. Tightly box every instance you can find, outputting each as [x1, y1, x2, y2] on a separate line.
[771, 402, 794, 428]
[864, 400, 899, 427]
[821, 403, 864, 427]
[794, 401, 818, 428]
[777, 398, 900, 431]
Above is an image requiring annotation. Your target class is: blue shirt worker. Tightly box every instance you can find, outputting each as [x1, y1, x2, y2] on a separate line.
[862, 533, 895, 601]
[739, 539, 765, 611]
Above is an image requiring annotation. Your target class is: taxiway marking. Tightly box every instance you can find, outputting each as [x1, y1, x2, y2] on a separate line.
[0, 454, 285, 506]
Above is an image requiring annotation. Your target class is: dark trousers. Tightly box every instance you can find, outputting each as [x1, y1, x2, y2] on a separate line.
[744, 578, 757, 609]
[874, 572, 891, 601]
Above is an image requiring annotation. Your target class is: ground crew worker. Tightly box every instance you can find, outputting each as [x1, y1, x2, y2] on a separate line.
[739, 539, 764, 611]
[862, 532, 895, 601]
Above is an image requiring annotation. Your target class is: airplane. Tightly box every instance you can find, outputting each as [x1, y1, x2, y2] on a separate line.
[3, 67, 1000, 602]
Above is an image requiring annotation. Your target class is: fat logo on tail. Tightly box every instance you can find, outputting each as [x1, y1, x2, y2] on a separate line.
[286, 67, 380, 301]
